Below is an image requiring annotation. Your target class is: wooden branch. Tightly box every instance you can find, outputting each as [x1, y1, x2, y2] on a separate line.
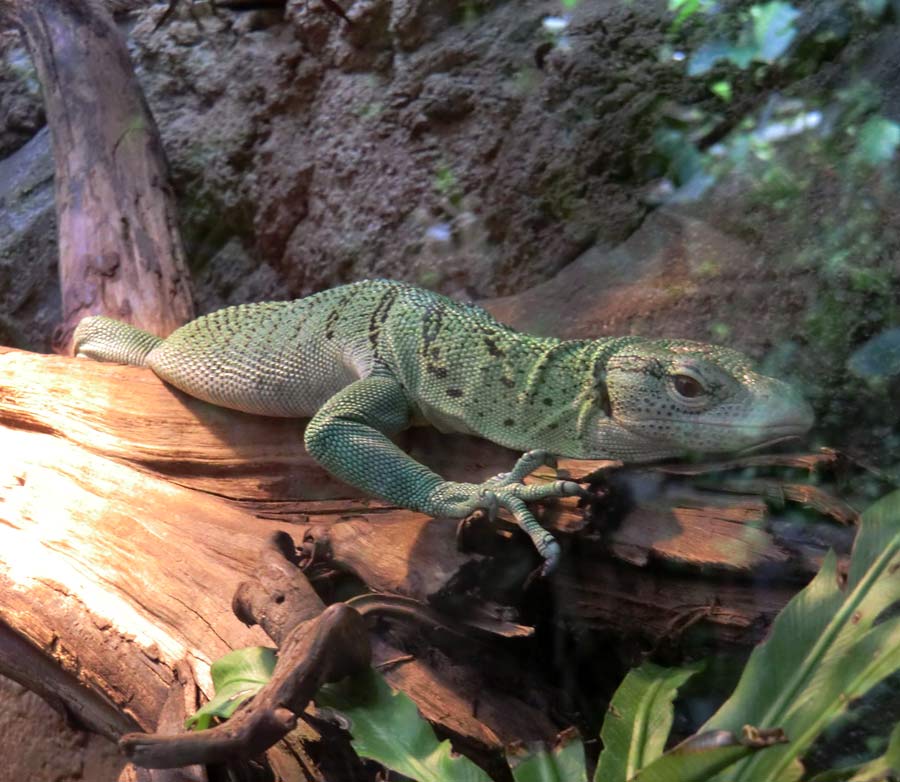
[121, 604, 371, 769]
[0, 346, 566, 762]
[0, 0, 195, 351]
[0, 344, 858, 773]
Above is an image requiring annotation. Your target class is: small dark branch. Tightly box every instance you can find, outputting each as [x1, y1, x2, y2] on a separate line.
[232, 531, 325, 645]
[347, 592, 534, 639]
[120, 603, 371, 769]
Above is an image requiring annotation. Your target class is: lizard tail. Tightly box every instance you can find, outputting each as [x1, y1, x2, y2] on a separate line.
[72, 316, 163, 367]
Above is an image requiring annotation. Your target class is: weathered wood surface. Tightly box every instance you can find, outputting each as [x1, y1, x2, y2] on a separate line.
[0, 0, 195, 351]
[0, 347, 559, 753]
[0, 345, 857, 765]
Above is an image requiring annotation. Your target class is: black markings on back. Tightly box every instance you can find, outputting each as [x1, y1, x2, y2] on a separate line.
[325, 290, 356, 341]
[421, 300, 450, 380]
[368, 286, 400, 357]
[503, 418, 515, 427]
[447, 388, 463, 398]
[597, 384, 612, 417]
[593, 363, 613, 417]
[483, 336, 504, 357]
[421, 300, 445, 349]
[324, 308, 340, 340]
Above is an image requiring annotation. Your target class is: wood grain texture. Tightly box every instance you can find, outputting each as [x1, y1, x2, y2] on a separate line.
[0, 345, 855, 763]
[1, 0, 194, 351]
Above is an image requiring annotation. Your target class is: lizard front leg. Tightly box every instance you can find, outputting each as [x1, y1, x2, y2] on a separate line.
[304, 375, 581, 574]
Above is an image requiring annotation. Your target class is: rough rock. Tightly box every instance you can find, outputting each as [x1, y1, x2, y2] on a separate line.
[0, 674, 123, 782]
[0, 127, 58, 352]
[125, 0, 675, 299]
[0, 30, 43, 159]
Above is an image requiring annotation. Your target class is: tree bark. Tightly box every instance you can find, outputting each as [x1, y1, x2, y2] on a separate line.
[0, 0, 195, 352]
[0, 344, 859, 778]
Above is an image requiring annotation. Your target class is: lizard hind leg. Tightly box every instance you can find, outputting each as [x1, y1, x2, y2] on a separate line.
[72, 316, 163, 366]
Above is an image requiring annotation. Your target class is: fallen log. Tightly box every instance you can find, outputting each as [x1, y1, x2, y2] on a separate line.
[0, 345, 859, 777]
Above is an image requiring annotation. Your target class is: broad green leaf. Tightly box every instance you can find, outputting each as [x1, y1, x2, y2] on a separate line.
[629, 730, 778, 782]
[702, 489, 900, 781]
[316, 668, 491, 782]
[186, 646, 276, 730]
[749, 2, 800, 63]
[595, 662, 702, 782]
[774, 618, 900, 780]
[853, 116, 900, 166]
[508, 730, 589, 782]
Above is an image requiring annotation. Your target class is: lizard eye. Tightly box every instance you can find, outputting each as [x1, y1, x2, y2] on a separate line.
[672, 374, 706, 399]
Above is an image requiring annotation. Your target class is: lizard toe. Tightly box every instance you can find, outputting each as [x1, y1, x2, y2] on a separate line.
[477, 489, 500, 521]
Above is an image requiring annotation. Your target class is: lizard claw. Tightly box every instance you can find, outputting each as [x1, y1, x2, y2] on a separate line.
[539, 538, 561, 576]
[558, 480, 583, 496]
[478, 489, 500, 522]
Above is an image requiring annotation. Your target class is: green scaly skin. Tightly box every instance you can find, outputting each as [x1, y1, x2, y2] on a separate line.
[73, 280, 814, 573]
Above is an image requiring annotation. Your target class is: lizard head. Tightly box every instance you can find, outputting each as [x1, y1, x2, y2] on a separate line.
[586, 340, 814, 461]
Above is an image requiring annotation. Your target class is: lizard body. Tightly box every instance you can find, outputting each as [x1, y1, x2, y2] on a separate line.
[74, 279, 814, 572]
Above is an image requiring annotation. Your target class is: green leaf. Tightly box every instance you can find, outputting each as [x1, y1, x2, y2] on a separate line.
[186, 646, 276, 730]
[711, 81, 733, 102]
[701, 489, 900, 781]
[630, 730, 778, 782]
[749, 2, 801, 63]
[853, 116, 900, 166]
[508, 730, 589, 782]
[668, 0, 717, 29]
[595, 662, 702, 782]
[316, 668, 492, 782]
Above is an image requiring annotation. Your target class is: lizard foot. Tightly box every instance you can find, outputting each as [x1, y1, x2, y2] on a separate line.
[425, 450, 586, 575]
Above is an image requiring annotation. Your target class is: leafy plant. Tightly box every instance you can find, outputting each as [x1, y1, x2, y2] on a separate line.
[186, 489, 900, 779]
[316, 668, 492, 782]
[507, 730, 589, 782]
[698, 487, 900, 781]
[186, 646, 276, 730]
[595, 662, 702, 781]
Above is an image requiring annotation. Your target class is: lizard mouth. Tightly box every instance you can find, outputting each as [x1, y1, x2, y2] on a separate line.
[735, 434, 805, 455]
[620, 419, 813, 436]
